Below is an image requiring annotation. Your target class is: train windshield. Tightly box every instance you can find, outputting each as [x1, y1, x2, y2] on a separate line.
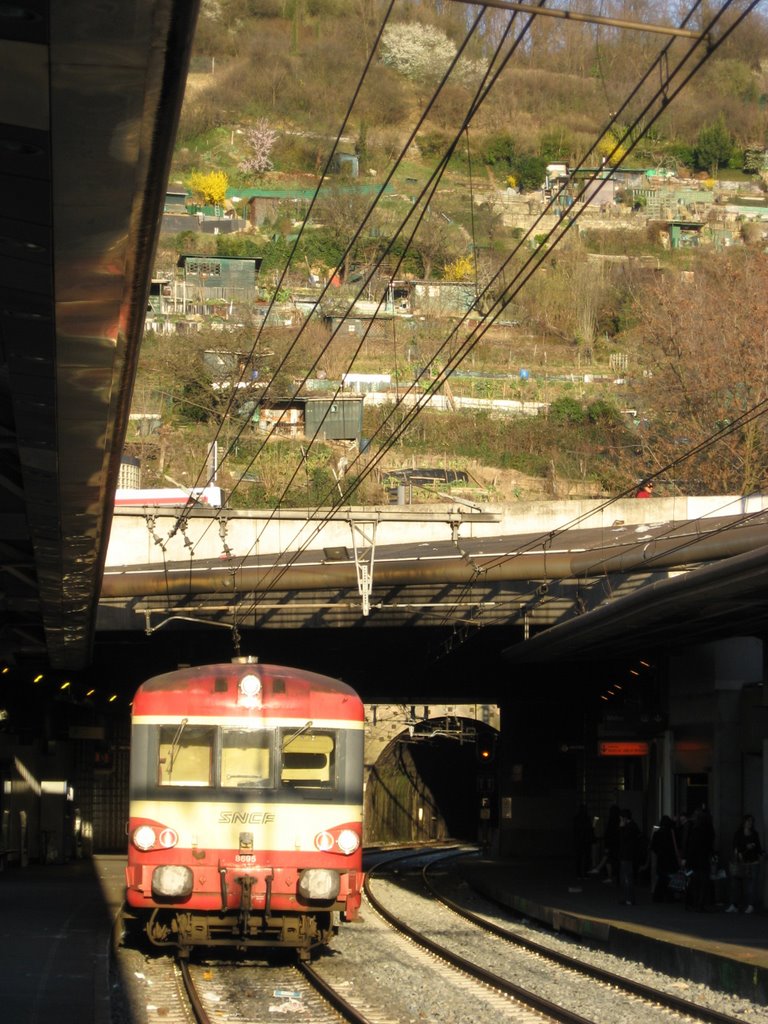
[154, 724, 339, 791]
[221, 729, 272, 788]
[280, 728, 336, 790]
[158, 724, 214, 786]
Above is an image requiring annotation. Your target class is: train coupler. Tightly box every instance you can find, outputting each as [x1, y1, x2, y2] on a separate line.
[238, 875, 254, 936]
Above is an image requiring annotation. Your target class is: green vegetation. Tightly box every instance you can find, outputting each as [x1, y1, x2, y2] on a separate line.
[133, 1, 768, 505]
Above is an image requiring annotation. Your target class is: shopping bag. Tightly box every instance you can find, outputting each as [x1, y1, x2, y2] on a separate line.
[668, 870, 689, 893]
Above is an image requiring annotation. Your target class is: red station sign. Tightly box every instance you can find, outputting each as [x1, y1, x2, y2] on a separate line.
[598, 741, 650, 757]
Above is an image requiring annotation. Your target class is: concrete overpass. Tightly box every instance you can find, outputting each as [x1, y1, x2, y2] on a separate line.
[86, 492, 768, 701]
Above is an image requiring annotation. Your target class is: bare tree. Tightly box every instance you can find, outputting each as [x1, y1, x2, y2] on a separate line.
[623, 249, 768, 494]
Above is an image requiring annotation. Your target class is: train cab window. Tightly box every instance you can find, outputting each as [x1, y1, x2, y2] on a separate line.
[221, 729, 272, 787]
[280, 729, 335, 789]
[158, 724, 214, 787]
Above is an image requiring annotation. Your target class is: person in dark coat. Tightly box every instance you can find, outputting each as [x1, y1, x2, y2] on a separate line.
[683, 807, 715, 911]
[573, 804, 595, 878]
[589, 804, 621, 884]
[726, 814, 763, 913]
[618, 808, 643, 905]
[651, 815, 681, 902]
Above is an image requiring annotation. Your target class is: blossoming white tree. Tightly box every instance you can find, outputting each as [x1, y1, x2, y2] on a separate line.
[239, 119, 278, 176]
[380, 22, 457, 82]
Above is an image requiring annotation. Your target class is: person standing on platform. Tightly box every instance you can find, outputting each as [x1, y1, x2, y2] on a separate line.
[726, 814, 763, 913]
[589, 804, 621, 884]
[635, 480, 654, 498]
[618, 808, 643, 905]
[683, 807, 715, 911]
[651, 815, 681, 902]
[573, 804, 595, 878]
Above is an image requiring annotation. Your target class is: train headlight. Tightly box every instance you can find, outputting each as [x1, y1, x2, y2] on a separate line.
[336, 829, 360, 855]
[298, 868, 340, 902]
[238, 673, 262, 708]
[132, 825, 157, 851]
[151, 865, 194, 899]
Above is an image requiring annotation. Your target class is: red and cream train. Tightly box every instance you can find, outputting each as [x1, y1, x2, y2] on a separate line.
[122, 659, 364, 957]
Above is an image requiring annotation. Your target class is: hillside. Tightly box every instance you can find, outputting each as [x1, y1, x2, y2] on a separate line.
[128, 1, 768, 506]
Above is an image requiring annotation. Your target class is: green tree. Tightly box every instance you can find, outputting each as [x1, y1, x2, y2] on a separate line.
[548, 396, 586, 425]
[513, 153, 548, 192]
[694, 115, 733, 176]
[481, 132, 517, 170]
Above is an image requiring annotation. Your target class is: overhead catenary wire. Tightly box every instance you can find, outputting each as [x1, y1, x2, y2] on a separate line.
[221, 0, 754, 631]
[170, 0, 493, 540]
[143, 0, 762, 640]
[212, 3, 558, 597]
[229, 0, 748, 611]
[170, 0, 624, 553]
[218, 6, 526, 511]
[237, 0, 714, 543]
[175, 2, 533, 559]
[180, 0, 703, 553]
[164, 0, 400, 538]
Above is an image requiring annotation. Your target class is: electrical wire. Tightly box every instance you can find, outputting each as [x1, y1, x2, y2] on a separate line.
[170, 0, 493, 537]
[164, 0, 400, 541]
[257, 0, 757, 614]
[145, 0, 762, 643]
[173, 2, 533, 559]
[252, 0, 716, 529]
[226, 0, 750, 626]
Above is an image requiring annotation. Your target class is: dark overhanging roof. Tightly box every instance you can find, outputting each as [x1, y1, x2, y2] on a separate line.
[502, 543, 768, 664]
[0, 1, 199, 670]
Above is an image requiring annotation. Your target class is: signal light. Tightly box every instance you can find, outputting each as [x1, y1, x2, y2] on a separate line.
[476, 732, 497, 765]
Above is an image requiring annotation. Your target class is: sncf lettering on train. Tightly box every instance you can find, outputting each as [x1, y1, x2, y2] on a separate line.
[218, 811, 276, 825]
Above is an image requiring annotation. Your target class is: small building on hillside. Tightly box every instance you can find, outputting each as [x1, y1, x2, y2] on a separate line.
[331, 152, 359, 177]
[144, 256, 265, 331]
[161, 186, 248, 234]
[176, 254, 263, 313]
[257, 396, 364, 444]
[389, 279, 476, 316]
[164, 185, 189, 212]
[649, 220, 707, 249]
[323, 311, 393, 340]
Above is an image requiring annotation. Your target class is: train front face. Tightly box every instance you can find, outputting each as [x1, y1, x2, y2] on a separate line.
[124, 663, 364, 956]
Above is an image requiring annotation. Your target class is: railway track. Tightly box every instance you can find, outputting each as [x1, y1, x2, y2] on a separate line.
[175, 955, 398, 1024]
[113, 846, 763, 1024]
[420, 856, 749, 1024]
[362, 848, 760, 1024]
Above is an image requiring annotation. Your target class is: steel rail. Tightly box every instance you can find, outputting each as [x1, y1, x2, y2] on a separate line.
[423, 857, 752, 1024]
[298, 960, 378, 1024]
[177, 958, 212, 1024]
[364, 856, 595, 1024]
[179, 956, 376, 1024]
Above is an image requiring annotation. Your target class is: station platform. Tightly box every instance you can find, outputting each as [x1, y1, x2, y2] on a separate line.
[461, 856, 768, 1005]
[0, 855, 125, 1024]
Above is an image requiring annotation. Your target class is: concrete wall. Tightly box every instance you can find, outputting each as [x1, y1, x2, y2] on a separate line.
[105, 494, 768, 567]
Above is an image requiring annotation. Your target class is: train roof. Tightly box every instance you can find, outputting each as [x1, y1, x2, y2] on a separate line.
[131, 662, 363, 722]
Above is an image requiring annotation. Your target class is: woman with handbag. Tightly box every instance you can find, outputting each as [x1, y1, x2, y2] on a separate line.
[726, 814, 763, 914]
